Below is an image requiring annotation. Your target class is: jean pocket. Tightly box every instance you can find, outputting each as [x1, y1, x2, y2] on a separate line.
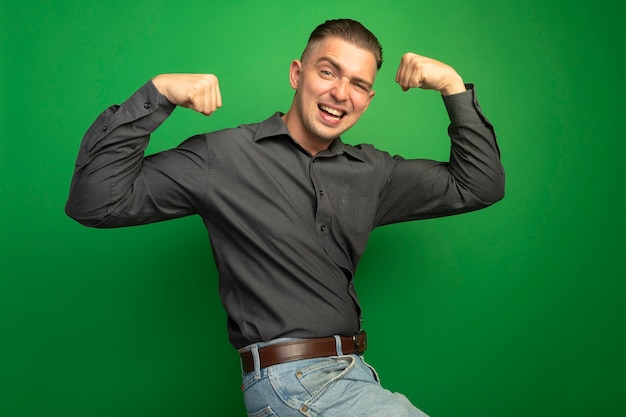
[247, 406, 277, 417]
[267, 355, 356, 409]
[298, 357, 354, 396]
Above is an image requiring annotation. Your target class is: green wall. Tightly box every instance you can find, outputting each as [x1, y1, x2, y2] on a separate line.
[2, 1, 624, 416]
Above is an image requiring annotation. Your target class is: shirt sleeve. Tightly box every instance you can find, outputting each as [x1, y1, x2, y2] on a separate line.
[65, 81, 209, 228]
[374, 84, 505, 226]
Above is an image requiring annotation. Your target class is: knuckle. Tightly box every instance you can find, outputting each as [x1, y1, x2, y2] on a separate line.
[205, 74, 218, 85]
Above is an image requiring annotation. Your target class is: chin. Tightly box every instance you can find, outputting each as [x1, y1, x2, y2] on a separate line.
[316, 122, 354, 140]
[313, 129, 344, 142]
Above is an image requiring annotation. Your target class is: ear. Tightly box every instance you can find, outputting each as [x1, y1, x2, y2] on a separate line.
[289, 59, 302, 90]
[363, 90, 376, 111]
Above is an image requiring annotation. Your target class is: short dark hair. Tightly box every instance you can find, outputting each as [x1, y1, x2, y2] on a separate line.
[301, 19, 383, 70]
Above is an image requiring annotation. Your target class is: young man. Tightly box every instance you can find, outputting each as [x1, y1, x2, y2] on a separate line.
[66, 19, 504, 416]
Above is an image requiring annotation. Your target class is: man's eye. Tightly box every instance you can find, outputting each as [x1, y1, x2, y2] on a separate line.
[321, 70, 333, 77]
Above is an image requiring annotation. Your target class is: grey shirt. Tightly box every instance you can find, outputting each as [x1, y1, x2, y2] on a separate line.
[66, 81, 504, 348]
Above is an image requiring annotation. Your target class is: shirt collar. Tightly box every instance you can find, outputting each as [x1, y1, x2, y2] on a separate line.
[253, 112, 365, 162]
[252, 112, 292, 141]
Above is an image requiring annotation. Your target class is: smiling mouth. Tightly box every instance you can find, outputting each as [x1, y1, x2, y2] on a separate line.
[319, 104, 346, 120]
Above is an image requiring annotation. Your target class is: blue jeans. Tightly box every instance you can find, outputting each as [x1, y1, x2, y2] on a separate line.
[240, 337, 429, 417]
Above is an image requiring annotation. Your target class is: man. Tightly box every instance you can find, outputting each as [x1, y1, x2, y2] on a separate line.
[66, 19, 504, 416]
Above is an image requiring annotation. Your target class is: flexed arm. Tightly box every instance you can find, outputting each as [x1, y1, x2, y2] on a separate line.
[65, 75, 221, 228]
[375, 54, 504, 226]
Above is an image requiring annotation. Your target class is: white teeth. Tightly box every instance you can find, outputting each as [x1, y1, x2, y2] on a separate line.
[319, 105, 344, 118]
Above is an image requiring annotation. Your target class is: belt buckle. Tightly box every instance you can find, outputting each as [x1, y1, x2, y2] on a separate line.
[352, 330, 365, 355]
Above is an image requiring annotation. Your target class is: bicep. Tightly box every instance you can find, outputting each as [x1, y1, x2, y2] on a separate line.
[374, 158, 477, 226]
[95, 135, 210, 228]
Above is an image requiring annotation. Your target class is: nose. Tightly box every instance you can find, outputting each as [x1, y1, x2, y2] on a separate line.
[331, 78, 349, 101]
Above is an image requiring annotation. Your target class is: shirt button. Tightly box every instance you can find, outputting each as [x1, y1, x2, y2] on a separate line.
[319, 190, 324, 196]
[320, 225, 326, 232]
[101, 125, 108, 132]
[144, 102, 152, 109]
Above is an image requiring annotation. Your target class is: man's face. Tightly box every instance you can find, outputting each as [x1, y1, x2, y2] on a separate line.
[284, 36, 377, 153]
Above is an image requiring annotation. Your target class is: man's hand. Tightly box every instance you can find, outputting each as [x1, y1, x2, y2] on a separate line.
[152, 74, 222, 116]
[395, 53, 466, 96]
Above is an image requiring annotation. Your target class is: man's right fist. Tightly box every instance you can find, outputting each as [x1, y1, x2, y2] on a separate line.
[152, 74, 222, 116]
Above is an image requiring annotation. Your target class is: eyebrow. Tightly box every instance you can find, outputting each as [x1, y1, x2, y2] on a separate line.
[317, 56, 374, 89]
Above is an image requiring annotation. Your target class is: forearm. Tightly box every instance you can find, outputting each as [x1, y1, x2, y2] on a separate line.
[443, 84, 505, 205]
[65, 81, 176, 227]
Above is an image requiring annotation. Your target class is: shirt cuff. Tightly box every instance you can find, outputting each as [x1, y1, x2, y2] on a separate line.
[124, 80, 176, 122]
[441, 83, 489, 124]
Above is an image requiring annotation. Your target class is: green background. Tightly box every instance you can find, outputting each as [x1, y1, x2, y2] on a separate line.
[2, 1, 625, 416]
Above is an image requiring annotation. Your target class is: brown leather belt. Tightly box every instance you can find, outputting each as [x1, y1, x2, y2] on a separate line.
[240, 331, 367, 373]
